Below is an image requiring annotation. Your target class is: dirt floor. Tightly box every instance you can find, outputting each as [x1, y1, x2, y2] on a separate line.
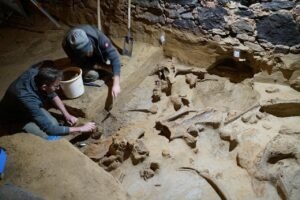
[88, 57, 300, 200]
[0, 22, 300, 200]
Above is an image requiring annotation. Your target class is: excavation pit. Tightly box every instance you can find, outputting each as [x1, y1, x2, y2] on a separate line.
[0, 6, 300, 199]
[74, 49, 300, 200]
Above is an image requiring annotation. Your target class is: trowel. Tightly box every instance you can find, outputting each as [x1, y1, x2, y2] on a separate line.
[101, 95, 116, 122]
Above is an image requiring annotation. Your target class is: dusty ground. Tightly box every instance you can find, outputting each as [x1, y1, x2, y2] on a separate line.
[83, 57, 300, 200]
[0, 21, 300, 200]
[0, 134, 131, 200]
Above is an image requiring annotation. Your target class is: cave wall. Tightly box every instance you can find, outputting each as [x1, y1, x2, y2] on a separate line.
[36, 0, 300, 70]
[3, 0, 298, 72]
[41, 0, 300, 47]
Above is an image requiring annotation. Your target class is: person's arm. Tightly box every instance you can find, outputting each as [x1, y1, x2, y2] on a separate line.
[112, 75, 121, 98]
[52, 96, 78, 126]
[97, 32, 122, 97]
[22, 98, 70, 136]
[22, 97, 96, 135]
[69, 122, 96, 133]
[50, 95, 96, 134]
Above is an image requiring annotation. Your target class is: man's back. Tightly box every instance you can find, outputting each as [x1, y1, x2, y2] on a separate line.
[0, 65, 48, 122]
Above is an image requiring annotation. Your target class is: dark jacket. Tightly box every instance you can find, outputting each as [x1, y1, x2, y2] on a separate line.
[62, 25, 121, 76]
[0, 64, 69, 135]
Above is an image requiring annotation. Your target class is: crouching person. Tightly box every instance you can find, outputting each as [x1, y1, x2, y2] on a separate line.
[0, 60, 96, 139]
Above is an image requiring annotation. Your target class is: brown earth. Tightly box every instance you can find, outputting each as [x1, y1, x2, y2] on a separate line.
[0, 133, 131, 200]
[0, 12, 300, 200]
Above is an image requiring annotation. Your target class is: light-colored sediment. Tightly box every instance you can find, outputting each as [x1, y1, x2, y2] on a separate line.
[0, 133, 131, 200]
[0, 18, 300, 200]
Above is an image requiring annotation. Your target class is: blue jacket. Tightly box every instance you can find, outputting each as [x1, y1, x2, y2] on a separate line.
[0, 64, 69, 135]
[62, 25, 121, 76]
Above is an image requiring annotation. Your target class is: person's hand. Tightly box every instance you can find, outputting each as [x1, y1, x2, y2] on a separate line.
[112, 83, 121, 98]
[80, 122, 96, 133]
[65, 114, 78, 126]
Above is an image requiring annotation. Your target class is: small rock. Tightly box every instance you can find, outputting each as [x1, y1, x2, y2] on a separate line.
[265, 86, 280, 93]
[196, 124, 205, 132]
[290, 44, 300, 54]
[166, 18, 175, 24]
[262, 123, 272, 130]
[181, 12, 194, 20]
[261, 1, 295, 12]
[223, 37, 241, 46]
[131, 139, 149, 165]
[140, 162, 160, 181]
[226, 1, 237, 9]
[244, 41, 264, 52]
[91, 131, 102, 140]
[177, 6, 186, 14]
[162, 149, 171, 158]
[140, 168, 155, 181]
[203, 1, 216, 8]
[235, 9, 255, 18]
[289, 71, 300, 92]
[150, 162, 160, 172]
[193, 148, 199, 154]
[231, 19, 255, 35]
[99, 155, 120, 171]
[187, 125, 199, 137]
[248, 115, 258, 124]
[212, 34, 222, 42]
[183, 133, 197, 148]
[225, 110, 238, 122]
[105, 160, 121, 171]
[135, 12, 166, 24]
[165, 8, 179, 18]
[260, 42, 274, 50]
[241, 113, 252, 123]
[185, 74, 198, 88]
[256, 112, 266, 120]
[152, 87, 161, 102]
[170, 96, 182, 111]
[236, 33, 255, 42]
[273, 45, 290, 54]
[181, 97, 190, 107]
[197, 7, 228, 30]
[290, 78, 300, 92]
[211, 28, 227, 36]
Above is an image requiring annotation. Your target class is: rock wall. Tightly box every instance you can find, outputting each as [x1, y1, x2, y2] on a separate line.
[38, 0, 300, 73]
[41, 1, 299, 47]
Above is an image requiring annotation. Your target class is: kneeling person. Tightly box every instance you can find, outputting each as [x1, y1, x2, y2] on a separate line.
[0, 61, 96, 139]
[62, 24, 121, 98]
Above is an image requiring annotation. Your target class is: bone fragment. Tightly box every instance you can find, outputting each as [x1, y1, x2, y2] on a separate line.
[224, 103, 260, 125]
[178, 167, 233, 200]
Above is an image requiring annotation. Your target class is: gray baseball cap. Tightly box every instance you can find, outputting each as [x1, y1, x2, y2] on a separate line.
[68, 28, 93, 54]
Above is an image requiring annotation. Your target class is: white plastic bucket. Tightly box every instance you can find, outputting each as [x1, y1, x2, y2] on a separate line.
[60, 67, 84, 99]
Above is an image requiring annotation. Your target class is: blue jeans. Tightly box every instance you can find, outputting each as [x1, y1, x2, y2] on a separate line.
[22, 108, 59, 139]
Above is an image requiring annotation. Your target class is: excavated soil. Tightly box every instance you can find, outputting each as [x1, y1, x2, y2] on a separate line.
[83, 57, 300, 200]
[0, 23, 300, 200]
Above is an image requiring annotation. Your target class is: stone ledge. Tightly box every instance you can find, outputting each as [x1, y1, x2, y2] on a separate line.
[0, 133, 131, 200]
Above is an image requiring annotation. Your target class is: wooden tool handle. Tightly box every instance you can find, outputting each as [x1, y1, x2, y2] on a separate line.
[97, 0, 101, 30]
[128, 0, 131, 29]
